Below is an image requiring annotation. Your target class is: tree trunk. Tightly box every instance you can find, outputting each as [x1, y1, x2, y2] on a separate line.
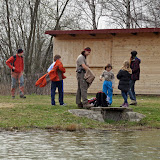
[126, 0, 131, 28]
[5, 0, 13, 56]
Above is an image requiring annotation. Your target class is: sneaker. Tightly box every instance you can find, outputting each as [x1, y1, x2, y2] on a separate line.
[77, 103, 83, 109]
[12, 96, 15, 99]
[123, 103, 129, 107]
[83, 103, 94, 109]
[130, 100, 137, 106]
[20, 95, 26, 98]
[120, 103, 125, 107]
[60, 103, 67, 106]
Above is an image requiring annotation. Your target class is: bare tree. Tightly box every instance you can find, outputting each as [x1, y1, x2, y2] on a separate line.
[75, 0, 106, 29]
[41, 0, 71, 71]
[0, 0, 73, 77]
[143, 0, 160, 27]
[101, 0, 147, 28]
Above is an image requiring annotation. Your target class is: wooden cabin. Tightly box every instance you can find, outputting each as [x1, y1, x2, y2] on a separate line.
[45, 28, 160, 95]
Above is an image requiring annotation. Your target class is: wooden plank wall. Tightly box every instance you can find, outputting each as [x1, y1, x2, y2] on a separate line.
[52, 33, 160, 95]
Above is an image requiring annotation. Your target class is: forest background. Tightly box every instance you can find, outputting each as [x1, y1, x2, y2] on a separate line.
[0, 0, 159, 94]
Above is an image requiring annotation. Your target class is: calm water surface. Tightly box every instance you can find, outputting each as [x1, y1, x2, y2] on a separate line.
[0, 130, 159, 160]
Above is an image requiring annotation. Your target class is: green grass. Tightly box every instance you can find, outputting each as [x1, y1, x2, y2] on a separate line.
[0, 94, 160, 131]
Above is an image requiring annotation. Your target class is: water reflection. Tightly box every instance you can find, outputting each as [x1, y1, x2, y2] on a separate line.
[0, 130, 159, 159]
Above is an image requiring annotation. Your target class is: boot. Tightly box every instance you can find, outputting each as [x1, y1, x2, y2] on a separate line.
[77, 102, 83, 109]
[130, 100, 137, 105]
[12, 96, 15, 99]
[20, 95, 26, 98]
[120, 103, 125, 107]
[83, 103, 94, 109]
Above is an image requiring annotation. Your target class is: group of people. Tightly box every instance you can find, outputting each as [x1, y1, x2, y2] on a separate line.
[76, 47, 141, 108]
[6, 47, 140, 108]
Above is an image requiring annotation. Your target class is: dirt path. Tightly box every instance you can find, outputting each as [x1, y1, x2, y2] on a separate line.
[0, 103, 14, 108]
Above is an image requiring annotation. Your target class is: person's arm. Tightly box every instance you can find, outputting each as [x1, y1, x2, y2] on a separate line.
[117, 70, 122, 80]
[81, 63, 89, 71]
[132, 60, 140, 73]
[99, 71, 104, 81]
[47, 63, 55, 72]
[58, 61, 66, 73]
[111, 73, 115, 88]
[6, 56, 14, 70]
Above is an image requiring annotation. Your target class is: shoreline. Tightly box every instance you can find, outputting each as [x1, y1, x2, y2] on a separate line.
[0, 124, 160, 132]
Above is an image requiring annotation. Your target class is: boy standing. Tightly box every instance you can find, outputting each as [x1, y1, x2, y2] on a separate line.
[100, 64, 115, 105]
[47, 55, 66, 106]
[6, 49, 26, 99]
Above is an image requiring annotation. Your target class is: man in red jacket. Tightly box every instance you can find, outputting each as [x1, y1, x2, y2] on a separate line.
[6, 49, 26, 99]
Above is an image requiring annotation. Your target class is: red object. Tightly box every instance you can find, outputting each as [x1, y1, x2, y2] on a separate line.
[35, 60, 66, 87]
[84, 48, 91, 51]
[88, 97, 97, 104]
[6, 54, 24, 73]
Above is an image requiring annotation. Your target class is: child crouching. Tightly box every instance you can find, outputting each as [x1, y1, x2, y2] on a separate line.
[117, 60, 132, 107]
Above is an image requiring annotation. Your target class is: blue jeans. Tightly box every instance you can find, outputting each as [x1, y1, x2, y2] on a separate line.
[121, 91, 128, 103]
[128, 80, 136, 101]
[51, 80, 64, 105]
[102, 81, 113, 104]
[11, 72, 24, 96]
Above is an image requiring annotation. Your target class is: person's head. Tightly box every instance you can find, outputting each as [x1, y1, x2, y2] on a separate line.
[105, 64, 112, 72]
[81, 47, 91, 58]
[54, 54, 61, 62]
[122, 60, 130, 68]
[17, 49, 23, 56]
[121, 60, 132, 73]
[131, 50, 137, 58]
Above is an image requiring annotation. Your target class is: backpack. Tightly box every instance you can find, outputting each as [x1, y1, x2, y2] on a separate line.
[11, 55, 17, 72]
[94, 91, 109, 107]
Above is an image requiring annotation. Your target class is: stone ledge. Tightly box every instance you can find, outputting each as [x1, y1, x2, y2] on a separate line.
[68, 107, 145, 122]
[68, 109, 104, 122]
[91, 107, 133, 112]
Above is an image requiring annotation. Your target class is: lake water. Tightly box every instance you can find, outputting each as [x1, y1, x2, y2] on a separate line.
[0, 130, 159, 160]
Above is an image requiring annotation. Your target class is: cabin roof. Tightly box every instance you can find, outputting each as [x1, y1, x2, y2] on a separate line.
[45, 28, 160, 37]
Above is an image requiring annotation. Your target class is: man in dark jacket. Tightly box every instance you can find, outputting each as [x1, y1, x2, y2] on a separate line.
[128, 51, 141, 105]
[6, 49, 26, 99]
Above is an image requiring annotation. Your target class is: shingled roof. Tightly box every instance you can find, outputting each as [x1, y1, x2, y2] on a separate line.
[45, 28, 160, 36]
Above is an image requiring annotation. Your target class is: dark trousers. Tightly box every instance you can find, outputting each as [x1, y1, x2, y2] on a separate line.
[128, 80, 136, 101]
[121, 91, 128, 103]
[51, 80, 64, 105]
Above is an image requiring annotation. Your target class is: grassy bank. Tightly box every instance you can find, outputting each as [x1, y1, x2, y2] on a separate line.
[0, 94, 160, 131]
